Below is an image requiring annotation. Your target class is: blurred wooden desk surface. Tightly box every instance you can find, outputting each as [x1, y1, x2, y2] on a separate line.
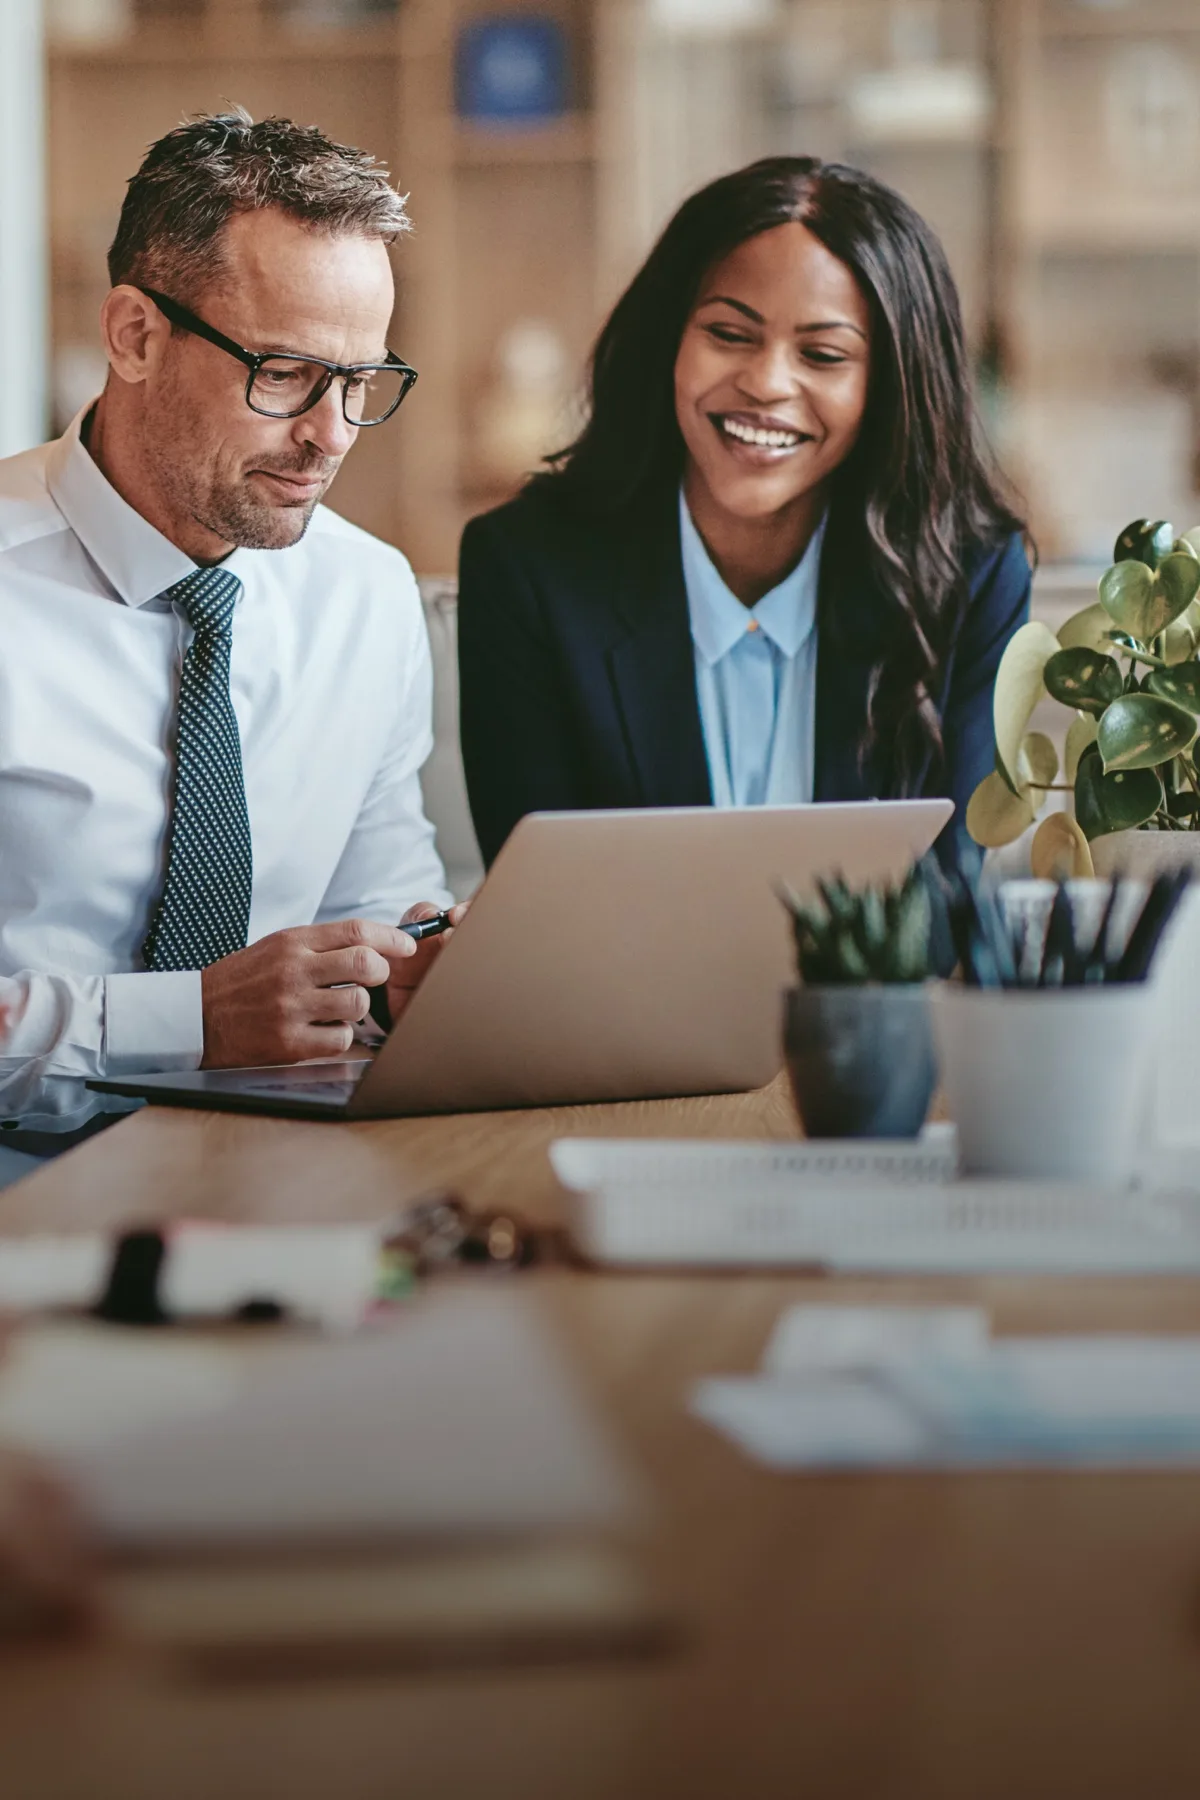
[4, 1081, 1200, 1800]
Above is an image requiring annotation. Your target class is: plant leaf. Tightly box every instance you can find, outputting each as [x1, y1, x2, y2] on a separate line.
[1180, 526, 1200, 561]
[1064, 711, 1099, 784]
[1145, 662, 1200, 711]
[1159, 552, 1200, 626]
[1099, 561, 1155, 639]
[1097, 693, 1198, 771]
[1042, 646, 1123, 716]
[1114, 518, 1175, 568]
[1163, 618, 1197, 665]
[1099, 555, 1200, 642]
[1020, 731, 1059, 788]
[1057, 602, 1117, 654]
[1029, 813, 1095, 881]
[966, 768, 1037, 847]
[992, 620, 1061, 794]
[1074, 749, 1164, 839]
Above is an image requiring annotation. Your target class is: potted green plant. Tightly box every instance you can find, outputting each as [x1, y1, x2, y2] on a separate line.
[967, 518, 1200, 879]
[779, 868, 940, 1138]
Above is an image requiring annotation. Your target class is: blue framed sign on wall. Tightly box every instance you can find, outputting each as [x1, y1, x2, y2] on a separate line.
[455, 16, 570, 125]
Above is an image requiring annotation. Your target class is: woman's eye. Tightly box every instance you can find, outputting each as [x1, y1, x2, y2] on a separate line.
[705, 324, 753, 346]
[804, 349, 848, 367]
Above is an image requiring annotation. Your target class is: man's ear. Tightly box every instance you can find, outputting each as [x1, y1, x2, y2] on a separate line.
[100, 286, 171, 387]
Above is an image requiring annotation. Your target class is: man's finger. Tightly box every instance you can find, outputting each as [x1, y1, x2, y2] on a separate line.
[312, 984, 371, 1025]
[291, 1024, 356, 1060]
[304, 919, 418, 959]
[310, 945, 392, 989]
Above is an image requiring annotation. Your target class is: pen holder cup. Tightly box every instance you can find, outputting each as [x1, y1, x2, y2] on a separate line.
[783, 984, 936, 1139]
[927, 981, 1156, 1180]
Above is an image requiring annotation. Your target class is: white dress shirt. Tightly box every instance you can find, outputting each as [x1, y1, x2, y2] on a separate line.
[679, 490, 825, 808]
[0, 408, 450, 1130]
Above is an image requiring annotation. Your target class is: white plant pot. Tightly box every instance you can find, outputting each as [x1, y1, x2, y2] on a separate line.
[928, 982, 1155, 1180]
[1089, 831, 1200, 879]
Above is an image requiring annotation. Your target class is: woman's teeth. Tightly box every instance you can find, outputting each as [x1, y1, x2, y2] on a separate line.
[719, 417, 803, 450]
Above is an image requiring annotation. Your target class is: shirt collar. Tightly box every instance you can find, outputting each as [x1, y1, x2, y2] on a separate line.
[679, 488, 825, 667]
[46, 404, 249, 608]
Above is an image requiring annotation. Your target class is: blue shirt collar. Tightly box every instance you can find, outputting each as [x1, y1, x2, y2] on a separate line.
[679, 488, 825, 667]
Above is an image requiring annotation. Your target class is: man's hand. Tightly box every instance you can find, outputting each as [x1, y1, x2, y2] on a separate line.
[200, 919, 419, 1068]
[386, 900, 470, 1026]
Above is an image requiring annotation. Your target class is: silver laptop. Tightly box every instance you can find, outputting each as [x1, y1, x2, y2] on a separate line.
[90, 800, 952, 1120]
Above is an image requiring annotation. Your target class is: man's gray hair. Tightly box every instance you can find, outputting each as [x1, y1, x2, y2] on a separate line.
[107, 107, 410, 300]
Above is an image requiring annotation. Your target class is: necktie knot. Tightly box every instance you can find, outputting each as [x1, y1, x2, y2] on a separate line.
[164, 566, 242, 636]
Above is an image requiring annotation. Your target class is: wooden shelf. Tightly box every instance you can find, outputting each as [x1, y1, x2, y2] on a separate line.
[1022, 213, 1200, 254]
[452, 116, 595, 167]
[1038, 1, 1200, 39]
[48, 18, 400, 64]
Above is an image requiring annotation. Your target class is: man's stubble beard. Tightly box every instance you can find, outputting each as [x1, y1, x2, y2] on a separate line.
[146, 379, 338, 552]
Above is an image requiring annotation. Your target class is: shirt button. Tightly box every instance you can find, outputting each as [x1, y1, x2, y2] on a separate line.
[746, 618, 759, 632]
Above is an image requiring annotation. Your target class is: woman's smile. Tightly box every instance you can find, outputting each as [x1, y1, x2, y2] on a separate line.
[710, 409, 815, 459]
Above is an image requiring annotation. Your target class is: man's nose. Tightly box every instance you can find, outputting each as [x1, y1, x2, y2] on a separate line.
[294, 381, 359, 459]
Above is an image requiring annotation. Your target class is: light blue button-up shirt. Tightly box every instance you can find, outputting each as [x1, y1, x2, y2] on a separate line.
[679, 490, 825, 808]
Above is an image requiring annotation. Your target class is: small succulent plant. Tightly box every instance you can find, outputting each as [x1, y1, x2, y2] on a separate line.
[781, 867, 935, 984]
[968, 516, 1200, 878]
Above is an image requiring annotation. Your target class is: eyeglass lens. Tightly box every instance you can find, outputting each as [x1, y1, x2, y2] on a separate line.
[249, 356, 409, 424]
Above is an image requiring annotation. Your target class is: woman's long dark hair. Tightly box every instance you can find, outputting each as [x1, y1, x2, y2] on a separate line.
[535, 155, 1028, 791]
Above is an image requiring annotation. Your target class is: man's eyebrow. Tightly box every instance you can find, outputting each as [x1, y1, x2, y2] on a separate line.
[695, 296, 867, 341]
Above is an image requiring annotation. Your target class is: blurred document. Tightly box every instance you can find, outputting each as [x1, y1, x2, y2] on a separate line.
[0, 1291, 638, 1552]
[693, 1304, 1200, 1470]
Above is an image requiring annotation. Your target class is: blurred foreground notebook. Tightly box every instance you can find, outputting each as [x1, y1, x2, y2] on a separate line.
[0, 1290, 665, 1676]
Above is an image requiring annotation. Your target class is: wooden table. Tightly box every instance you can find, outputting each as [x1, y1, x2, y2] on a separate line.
[5, 1082, 1200, 1800]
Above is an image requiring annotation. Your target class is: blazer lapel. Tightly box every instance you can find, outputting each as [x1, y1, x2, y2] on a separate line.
[603, 499, 712, 808]
[813, 540, 890, 802]
[813, 614, 875, 801]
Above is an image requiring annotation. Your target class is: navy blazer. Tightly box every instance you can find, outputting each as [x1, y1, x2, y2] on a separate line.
[457, 483, 1031, 868]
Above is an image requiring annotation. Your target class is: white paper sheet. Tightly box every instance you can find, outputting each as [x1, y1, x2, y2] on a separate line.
[0, 1291, 638, 1552]
[692, 1304, 1200, 1470]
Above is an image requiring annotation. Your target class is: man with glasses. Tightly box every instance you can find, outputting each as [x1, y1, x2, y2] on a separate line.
[0, 110, 461, 1157]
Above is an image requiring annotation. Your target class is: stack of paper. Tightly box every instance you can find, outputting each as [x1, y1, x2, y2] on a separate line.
[693, 1303, 1200, 1470]
[552, 1135, 1200, 1273]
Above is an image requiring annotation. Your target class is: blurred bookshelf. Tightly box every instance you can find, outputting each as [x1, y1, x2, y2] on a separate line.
[45, 0, 627, 572]
[44, 0, 1200, 569]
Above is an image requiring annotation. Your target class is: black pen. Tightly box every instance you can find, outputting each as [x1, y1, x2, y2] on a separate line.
[400, 909, 455, 942]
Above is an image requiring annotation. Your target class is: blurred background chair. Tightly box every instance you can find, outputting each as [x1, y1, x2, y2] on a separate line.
[418, 576, 484, 901]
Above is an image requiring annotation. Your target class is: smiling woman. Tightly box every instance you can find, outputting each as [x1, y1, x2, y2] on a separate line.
[457, 155, 1033, 866]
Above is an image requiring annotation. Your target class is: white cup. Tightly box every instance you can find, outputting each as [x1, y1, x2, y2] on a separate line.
[928, 981, 1155, 1180]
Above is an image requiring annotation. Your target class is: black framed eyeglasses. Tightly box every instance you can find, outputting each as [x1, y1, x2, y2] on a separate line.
[138, 286, 417, 427]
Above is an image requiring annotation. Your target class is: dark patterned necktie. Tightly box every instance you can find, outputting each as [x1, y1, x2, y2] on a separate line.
[142, 567, 253, 971]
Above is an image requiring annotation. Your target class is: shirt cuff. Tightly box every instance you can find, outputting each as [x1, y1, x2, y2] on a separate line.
[104, 971, 205, 1074]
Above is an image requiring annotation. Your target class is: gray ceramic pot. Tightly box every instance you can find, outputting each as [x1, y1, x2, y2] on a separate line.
[783, 984, 935, 1139]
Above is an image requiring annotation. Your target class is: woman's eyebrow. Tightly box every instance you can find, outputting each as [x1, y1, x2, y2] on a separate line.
[696, 295, 867, 342]
[695, 295, 763, 322]
[797, 319, 868, 341]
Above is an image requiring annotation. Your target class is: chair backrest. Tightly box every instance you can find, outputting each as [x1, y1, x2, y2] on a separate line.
[417, 577, 484, 901]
